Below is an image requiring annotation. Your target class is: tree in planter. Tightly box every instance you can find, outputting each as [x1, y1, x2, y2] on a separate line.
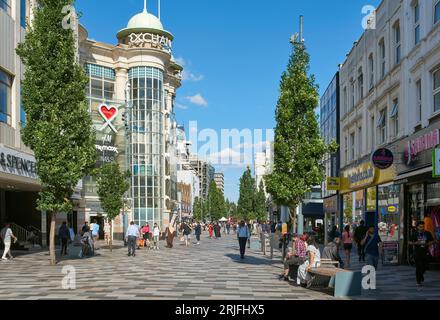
[255, 180, 267, 222]
[96, 162, 130, 252]
[265, 40, 337, 223]
[237, 167, 257, 221]
[193, 196, 202, 222]
[16, 0, 96, 265]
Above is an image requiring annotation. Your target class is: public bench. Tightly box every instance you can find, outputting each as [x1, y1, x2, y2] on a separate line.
[308, 267, 362, 297]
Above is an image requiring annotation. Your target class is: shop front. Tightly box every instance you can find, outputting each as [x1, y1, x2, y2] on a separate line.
[395, 125, 440, 265]
[340, 154, 400, 263]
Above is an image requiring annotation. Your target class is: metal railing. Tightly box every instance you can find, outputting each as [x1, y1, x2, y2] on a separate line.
[10, 223, 31, 242]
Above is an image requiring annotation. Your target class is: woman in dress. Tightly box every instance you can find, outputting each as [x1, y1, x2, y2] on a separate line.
[342, 225, 353, 267]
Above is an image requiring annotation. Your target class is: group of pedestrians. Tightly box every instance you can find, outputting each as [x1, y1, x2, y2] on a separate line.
[126, 222, 161, 257]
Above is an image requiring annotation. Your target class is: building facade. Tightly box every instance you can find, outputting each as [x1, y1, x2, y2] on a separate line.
[214, 172, 224, 194]
[76, 2, 183, 237]
[320, 72, 341, 242]
[339, 0, 440, 264]
[189, 155, 214, 199]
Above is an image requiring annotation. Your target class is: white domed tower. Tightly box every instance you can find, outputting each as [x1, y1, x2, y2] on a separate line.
[78, 0, 183, 238]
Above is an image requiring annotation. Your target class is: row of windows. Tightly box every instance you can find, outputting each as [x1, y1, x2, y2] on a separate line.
[0, 0, 26, 27]
[342, 2, 440, 117]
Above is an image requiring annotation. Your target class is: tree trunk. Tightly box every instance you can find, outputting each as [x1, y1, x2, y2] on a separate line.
[110, 222, 113, 252]
[49, 213, 56, 265]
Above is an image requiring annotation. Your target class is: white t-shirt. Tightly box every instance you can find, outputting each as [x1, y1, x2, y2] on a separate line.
[3, 228, 13, 243]
[153, 226, 160, 237]
[104, 224, 110, 234]
[307, 244, 321, 267]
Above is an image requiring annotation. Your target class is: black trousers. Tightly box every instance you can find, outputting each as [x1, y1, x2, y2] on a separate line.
[415, 254, 429, 284]
[127, 236, 136, 255]
[357, 242, 365, 260]
[238, 237, 248, 257]
[61, 238, 68, 254]
[196, 234, 200, 241]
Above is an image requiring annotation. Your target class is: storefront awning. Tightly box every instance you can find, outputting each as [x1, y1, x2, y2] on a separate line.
[302, 202, 324, 218]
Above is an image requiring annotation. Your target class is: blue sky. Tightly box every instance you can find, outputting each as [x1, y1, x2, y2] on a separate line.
[76, 0, 381, 203]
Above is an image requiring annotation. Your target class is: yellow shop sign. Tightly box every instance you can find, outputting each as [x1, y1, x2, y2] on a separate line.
[327, 177, 341, 190]
[344, 162, 376, 189]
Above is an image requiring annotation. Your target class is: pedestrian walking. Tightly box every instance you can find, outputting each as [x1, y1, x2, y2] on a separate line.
[214, 222, 221, 239]
[342, 225, 353, 267]
[409, 221, 434, 287]
[353, 220, 367, 262]
[226, 222, 231, 235]
[153, 223, 160, 250]
[104, 221, 111, 246]
[194, 221, 202, 245]
[91, 219, 100, 250]
[361, 225, 383, 270]
[126, 221, 140, 257]
[58, 221, 70, 256]
[237, 220, 250, 259]
[181, 221, 192, 247]
[1, 223, 17, 261]
[208, 223, 213, 238]
[247, 221, 252, 248]
[68, 223, 75, 243]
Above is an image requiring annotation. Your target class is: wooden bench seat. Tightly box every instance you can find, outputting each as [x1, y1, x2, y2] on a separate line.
[307, 267, 362, 297]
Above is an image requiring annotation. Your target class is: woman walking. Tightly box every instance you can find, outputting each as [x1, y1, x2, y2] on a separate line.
[237, 221, 250, 259]
[153, 223, 160, 250]
[342, 225, 353, 268]
[208, 223, 213, 238]
[194, 221, 202, 245]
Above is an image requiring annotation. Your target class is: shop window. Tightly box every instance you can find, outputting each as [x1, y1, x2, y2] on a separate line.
[378, 185, 400, 242]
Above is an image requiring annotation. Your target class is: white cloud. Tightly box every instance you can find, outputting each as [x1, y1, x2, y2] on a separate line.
[175, 103, 188, 110]
[175, 57, 186, 66]
[182, 70, 204, 82]
[206, 148, 249, 166]
[185, 94, 208, 107]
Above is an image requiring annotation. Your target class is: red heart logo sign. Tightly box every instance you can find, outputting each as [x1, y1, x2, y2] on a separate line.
[100, 105, 117, 121]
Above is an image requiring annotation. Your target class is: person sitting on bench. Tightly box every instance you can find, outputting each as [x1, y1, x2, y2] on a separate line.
[279, 233, 308, 281]
[322, 237, 344, 269]
[297, 235, 321, 286]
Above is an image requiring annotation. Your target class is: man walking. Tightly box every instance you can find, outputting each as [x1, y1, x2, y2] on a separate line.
[409, 221, 434, 287]
[126, 221, 140, 257]
[58, 221, 70, 256]
[1, 223, 17, 261]
[194, 221, 202, 245]
[237, 220, 250, 259]
[353, 220, 367, 262]
[91, 220, 100, 250]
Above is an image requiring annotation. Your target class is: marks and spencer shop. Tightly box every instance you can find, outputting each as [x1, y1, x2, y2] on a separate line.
[340, 149, 401, 265]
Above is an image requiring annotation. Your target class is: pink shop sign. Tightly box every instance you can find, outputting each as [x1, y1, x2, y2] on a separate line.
[404, 129, 440, 165]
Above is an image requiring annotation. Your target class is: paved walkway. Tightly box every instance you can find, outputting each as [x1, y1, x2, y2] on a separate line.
[0, 232, 439, 300]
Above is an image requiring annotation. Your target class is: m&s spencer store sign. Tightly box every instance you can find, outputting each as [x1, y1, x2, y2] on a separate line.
[0, 146, 37, 180]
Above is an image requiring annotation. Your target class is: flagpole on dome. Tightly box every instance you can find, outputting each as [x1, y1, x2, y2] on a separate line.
[158, 0, 161, 20]
[143, 0, 147, 13]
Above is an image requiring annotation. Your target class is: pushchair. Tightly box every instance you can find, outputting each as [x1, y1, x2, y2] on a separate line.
[79, 233, 94, 258]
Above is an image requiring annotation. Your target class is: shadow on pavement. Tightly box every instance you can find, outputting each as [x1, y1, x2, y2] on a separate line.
[224, 253, 280, 265]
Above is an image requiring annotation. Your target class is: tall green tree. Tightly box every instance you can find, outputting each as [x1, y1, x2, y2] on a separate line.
[207, 181, 225, 221]
[265, 40, 337, 220]
[96, 162, 130, 252]
[16, 0, 96, 265]
[237, 167, 257, 221]
[193, 196, 203, 221]
[255, 180, 267, 221]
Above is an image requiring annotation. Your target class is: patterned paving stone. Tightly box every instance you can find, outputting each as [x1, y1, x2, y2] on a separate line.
[0, 232, 439, 299]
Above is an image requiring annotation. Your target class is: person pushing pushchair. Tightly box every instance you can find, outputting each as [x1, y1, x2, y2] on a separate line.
[79, 227, 94, 258]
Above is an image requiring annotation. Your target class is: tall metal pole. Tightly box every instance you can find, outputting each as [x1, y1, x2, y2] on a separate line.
[299, 15, 303, 43]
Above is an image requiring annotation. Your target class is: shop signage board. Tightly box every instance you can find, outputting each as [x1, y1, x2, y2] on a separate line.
[434, 149, 440, 178]
[0, 146, 38, 180]
[382, 241, 399, 265]
[326, 177, 340, 190]
[372, 148, 394, 169]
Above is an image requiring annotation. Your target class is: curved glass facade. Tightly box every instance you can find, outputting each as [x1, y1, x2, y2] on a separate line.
[129, 66, 164, 227]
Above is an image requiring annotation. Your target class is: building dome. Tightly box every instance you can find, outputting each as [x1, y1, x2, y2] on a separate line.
[116, 5, 173, 41]
[127, 11, 164, 31]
